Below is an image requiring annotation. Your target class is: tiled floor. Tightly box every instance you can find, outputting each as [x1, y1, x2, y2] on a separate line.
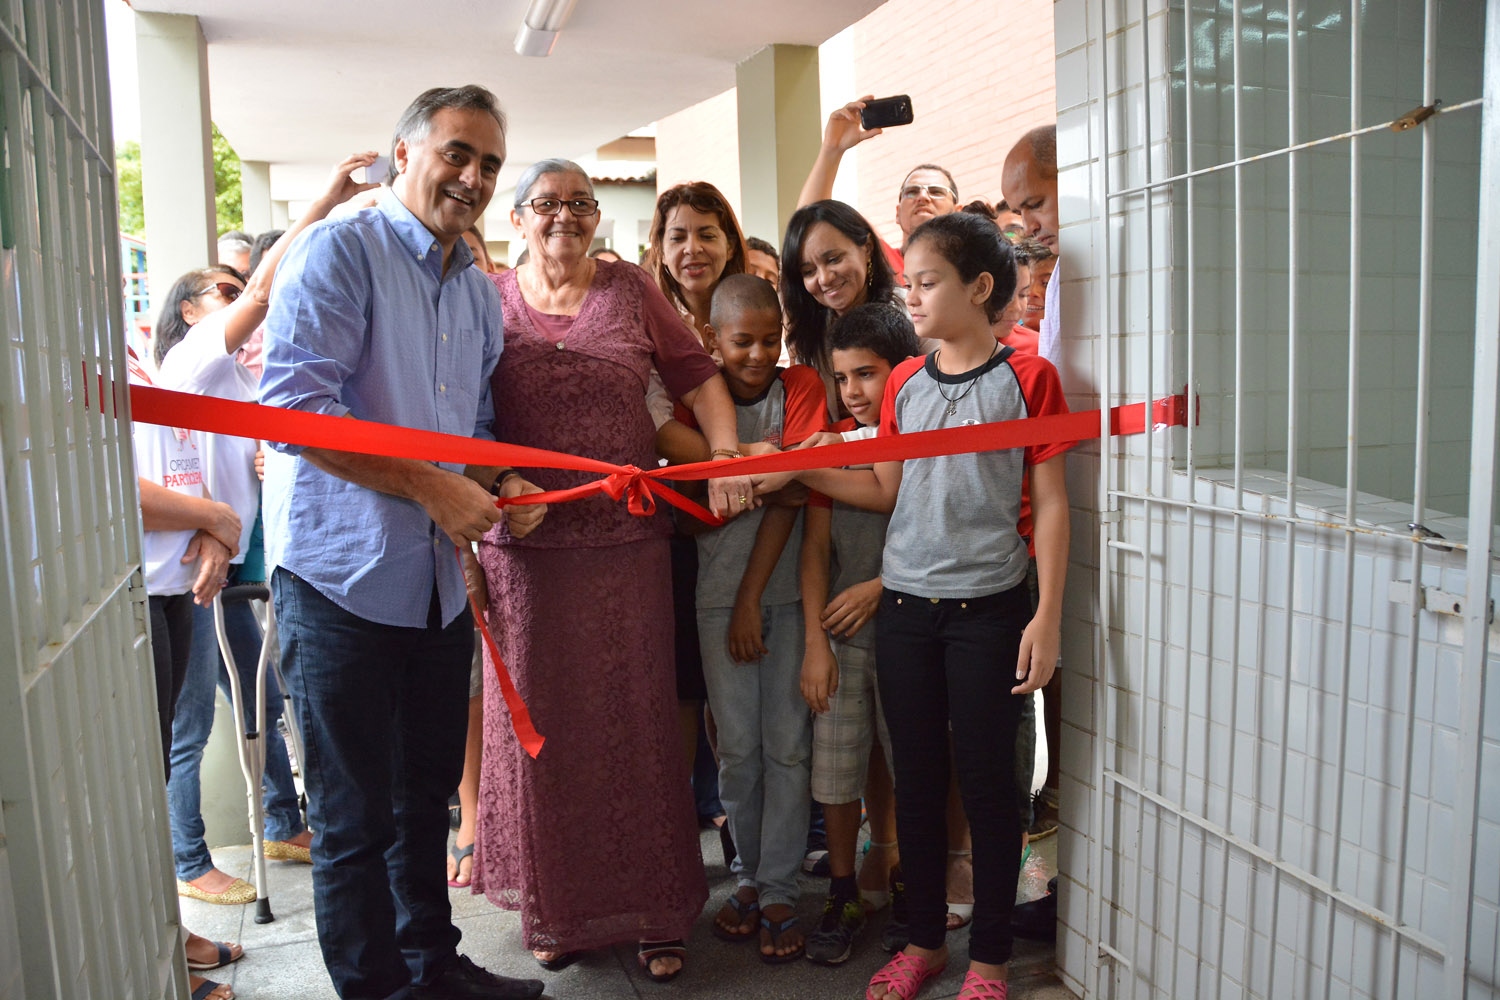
[184, 827, 1073, 999]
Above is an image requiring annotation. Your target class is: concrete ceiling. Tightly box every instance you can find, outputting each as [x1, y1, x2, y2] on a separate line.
[129, 0, 884, 200]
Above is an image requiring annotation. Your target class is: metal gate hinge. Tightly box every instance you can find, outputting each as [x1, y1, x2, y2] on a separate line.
[1100, 509, 1123, 524]
[1391, 101, 1440, 132]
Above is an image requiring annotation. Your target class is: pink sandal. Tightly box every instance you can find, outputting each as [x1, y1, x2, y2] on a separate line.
[956, 969, 1009, 999]
[866, 950, 946, 1000]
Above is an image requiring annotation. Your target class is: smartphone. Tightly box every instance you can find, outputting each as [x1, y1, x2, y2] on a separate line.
[860, 95, 914, 130]
[365, 154, 391, 185]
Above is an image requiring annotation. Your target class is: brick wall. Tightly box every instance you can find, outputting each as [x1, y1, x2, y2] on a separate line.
[851, 0, 1057, 248]
[653, 0, 1056, 248]
[654, 87, 743, 222]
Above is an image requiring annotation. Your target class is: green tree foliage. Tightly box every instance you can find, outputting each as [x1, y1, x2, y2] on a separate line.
[115, 139, 144, 236]
[212, 123, 242, 236]
[113, 123, 243, 238]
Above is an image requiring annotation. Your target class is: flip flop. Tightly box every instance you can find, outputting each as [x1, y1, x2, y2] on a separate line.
[535, 950, 580, 971]
[447, 842, 474, 888]
[711, 893, 760, 942]
[191, 977, 233, 1000]
[759, 913, 804, 965]
[637, 939, 686, 983]
[187, 940, 243, 972]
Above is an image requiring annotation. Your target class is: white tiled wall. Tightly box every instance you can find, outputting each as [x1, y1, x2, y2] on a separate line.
[1053, 0, 1498, 997]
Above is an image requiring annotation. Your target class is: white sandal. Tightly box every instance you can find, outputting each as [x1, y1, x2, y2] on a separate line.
[946, 849, 974, 930]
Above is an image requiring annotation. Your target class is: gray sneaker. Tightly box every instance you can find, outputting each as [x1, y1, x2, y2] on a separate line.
[806, 895, 865, 965]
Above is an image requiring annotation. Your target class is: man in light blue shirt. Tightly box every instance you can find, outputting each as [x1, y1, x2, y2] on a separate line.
[260, 85, 545, 1000]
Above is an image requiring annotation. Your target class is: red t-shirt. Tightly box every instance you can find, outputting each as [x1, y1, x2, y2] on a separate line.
[1003, 322, 1040, 357]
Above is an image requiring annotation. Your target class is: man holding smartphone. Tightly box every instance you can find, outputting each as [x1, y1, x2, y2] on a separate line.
[797, 94, 962, 276]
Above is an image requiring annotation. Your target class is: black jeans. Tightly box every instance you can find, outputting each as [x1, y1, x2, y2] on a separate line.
[876, 585, 1030, 965]
[148, 592, 195, 782]
[273, 568, 472, 1000]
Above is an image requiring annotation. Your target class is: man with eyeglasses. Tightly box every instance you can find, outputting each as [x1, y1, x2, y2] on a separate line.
[798, 95, 963, 278]
[259, 84, 546, 1000]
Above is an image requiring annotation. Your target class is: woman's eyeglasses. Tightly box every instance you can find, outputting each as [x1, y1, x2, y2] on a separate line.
[522, 197, 600, 217]
[196, 281, 242, 303]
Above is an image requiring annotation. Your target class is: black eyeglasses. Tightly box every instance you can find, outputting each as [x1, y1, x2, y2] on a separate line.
[196, 281, 242, 303]
[522, 197, 600, 217]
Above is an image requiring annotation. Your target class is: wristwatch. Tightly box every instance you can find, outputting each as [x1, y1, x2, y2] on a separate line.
[488, 468, 521, 496]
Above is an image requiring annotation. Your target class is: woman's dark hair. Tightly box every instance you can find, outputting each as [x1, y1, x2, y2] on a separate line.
[827, 303, 919, 369]
[906, 212, 1018, 323]
[153, 265, 241, 366]
[646, 181, 749, 316]
[780, 199, 898, 368]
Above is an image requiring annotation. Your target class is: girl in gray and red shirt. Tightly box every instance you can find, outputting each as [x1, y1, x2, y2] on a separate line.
[758, 212, 1072, 1000]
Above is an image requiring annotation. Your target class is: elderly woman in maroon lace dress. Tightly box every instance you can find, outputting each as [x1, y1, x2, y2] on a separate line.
[470, 158, 751, 982]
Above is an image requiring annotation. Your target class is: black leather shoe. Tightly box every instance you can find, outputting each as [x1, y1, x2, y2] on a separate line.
[412, 954, 544, 1000]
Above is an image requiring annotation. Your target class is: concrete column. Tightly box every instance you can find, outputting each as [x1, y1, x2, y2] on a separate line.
[735, 44, 821, 244]
[134, 12, 215, 315]
[241, 160, 273, 235]
[271, 200, 290, 229]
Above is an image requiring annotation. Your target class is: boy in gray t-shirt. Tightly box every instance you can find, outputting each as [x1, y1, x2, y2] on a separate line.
[691, 276, 828, 962]
[799, 304, 919, 965]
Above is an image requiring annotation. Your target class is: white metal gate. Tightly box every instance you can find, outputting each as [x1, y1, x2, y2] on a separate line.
[0, 1, 187, 998]
[1055, 0, 1500, 997]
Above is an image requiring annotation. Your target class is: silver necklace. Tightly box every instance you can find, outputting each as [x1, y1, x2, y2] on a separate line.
[936, 341, 999, 416]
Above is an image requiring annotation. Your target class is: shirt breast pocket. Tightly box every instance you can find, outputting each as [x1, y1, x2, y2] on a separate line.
[439, 326, 489, 432]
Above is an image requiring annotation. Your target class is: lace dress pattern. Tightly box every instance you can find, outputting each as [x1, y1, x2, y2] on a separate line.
[470, 262, 712, 950]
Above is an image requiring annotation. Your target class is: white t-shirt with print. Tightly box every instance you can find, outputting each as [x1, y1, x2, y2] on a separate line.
[156, 309, 260, 563]
[131, 359, 208, 596]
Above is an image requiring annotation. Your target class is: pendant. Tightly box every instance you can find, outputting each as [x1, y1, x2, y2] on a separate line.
[945, 400, 958, 417]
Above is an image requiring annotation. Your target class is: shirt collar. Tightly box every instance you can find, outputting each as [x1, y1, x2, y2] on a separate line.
[376, 187, 475, 272]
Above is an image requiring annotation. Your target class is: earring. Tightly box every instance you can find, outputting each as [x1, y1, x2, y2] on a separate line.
[866, 256, 874, 287]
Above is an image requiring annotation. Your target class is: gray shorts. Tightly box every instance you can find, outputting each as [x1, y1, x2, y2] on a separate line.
[811, 642, 893, 804]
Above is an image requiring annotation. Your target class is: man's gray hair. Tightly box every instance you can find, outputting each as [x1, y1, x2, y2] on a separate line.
[513, 158, 594, 209]
[217, 230, 252, 255]
[391, 85, 507, 176]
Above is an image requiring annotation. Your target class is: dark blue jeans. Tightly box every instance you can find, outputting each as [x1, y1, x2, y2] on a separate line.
[876, 585, 1030, 966]
[273, 568, 472, 1000]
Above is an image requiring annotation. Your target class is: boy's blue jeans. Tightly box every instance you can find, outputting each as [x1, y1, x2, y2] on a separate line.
[697, 601, 811, 911]
[168, 592, 305, 881]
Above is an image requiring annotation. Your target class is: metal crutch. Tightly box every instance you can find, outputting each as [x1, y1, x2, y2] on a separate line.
[214, 583, 276, 923]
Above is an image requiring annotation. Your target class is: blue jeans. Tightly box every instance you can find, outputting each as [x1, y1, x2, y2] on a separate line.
[168, 596, 304, 880]
[273, 568, 471, 1000]
[697, 601, 810, 910]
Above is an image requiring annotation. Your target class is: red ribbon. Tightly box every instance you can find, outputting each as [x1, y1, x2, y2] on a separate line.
[98, 372, 1195, 760]
[459, 545, 546, 758]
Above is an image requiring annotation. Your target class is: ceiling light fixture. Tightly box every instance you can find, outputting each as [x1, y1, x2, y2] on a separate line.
[514, 0, 580, 57]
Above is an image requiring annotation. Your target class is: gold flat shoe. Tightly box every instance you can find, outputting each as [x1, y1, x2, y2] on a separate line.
[263, 840, 312, 863]
[177, 877, 257, 905]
